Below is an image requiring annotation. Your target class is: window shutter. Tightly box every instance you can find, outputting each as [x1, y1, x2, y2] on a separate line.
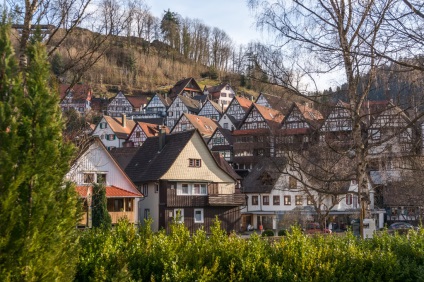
[106, 134, 110, 141]
[113, 134, 116, 140]
[100, 123, 103, 129]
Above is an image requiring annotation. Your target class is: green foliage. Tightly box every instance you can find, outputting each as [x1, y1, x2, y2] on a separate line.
[76, 221, 424, 281]
[262, 229, 275, 237]
[278, 229, 288, 236]
[91, 183, 112, 229]
[0, 23, 81, 281]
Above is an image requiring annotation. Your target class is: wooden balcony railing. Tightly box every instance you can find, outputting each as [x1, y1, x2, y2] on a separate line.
[208, 194, 246, 206]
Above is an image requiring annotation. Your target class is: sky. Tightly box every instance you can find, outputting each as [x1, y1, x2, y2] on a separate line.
[146, 0, 263, 46]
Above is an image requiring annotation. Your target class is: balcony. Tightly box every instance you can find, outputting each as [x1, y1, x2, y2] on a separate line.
[208, 194, 246, 206]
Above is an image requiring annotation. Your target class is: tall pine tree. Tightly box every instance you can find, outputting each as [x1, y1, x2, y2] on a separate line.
[0, 22, 81, 281]
[91, 183, 112, 229]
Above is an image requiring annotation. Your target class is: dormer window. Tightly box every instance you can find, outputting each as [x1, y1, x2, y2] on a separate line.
[189, 158, 201, 167]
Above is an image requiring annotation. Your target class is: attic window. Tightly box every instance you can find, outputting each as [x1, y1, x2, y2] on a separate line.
[189, 158, 202, 167]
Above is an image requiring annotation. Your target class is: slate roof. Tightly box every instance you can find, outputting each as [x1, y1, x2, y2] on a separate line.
[125, 130, 196, 183]
[103, 116, 137, 139]
[109, 147, 140, 170]
[242, 158, 287, 193]
[178, 95, 202, 113]
[169, 77, 203, 98]
[212, 152, 241, 180]
[157, 94, 172, 107]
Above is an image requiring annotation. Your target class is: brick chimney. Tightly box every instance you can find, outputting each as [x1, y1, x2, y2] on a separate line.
[158, 125, 166, 151]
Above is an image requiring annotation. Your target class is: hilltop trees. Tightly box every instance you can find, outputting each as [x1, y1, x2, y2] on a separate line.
[0, 23, 80, 280]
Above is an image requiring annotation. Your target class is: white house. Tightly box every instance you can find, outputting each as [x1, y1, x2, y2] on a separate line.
[92, 114, 136, 150]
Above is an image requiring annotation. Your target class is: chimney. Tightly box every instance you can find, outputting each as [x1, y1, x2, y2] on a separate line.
[122, 113, 126, 127]
[158, 125, 166, 151]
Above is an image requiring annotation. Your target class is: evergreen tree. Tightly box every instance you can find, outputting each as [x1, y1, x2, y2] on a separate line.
[91, 183, 112, 229]
[0, 23, 81, 281]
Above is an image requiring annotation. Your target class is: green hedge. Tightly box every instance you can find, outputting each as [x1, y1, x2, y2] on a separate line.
[75, 219, 424, 281]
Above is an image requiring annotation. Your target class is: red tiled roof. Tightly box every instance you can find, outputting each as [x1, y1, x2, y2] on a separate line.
[254, 104, 285, 129]
[138, 122, 169, 137]
[183, 113, 219, 137]
[76, 185, 142, 198]
[59, 84, 92, 101]
[126, 95, 148, 108]
[103, 116, 136, 138]
[235, 96, 253, 112]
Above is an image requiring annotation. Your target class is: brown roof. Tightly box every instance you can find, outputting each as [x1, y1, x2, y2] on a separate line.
[104, 116, 137, 139]
[234, 96, 253, 112]
[256, 89, 306, 115]
[254, 103, 285, 129]
[212, 152, 241, 180]
[136, 121, 169, 137]
[177, 95, 202, 113]
[169, 77, 203, 98]
[76, 185, 142, 198]
[59, 84, 92, 101]
[182, 113, 219, 138]
[126, 95, 148, 108]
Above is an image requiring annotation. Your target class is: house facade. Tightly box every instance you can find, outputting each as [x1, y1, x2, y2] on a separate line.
[92, 115, 136, 149]
[66, 138, 143, 227]
[171, 113, 218, 142]
[204, 83, 236, 109]
[198, 99, 223, 121]
[125, 129, 245, 233]
[59, 83, 92, 115]
[107, 91, 134, 117]
[166, 95, 201, 128]
[126, 122, 168, 147]
[168, 77, 204, 99]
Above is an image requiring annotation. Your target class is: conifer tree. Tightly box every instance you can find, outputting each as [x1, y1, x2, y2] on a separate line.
[0, 22, 81, 281]
[91, 183, 112, 229]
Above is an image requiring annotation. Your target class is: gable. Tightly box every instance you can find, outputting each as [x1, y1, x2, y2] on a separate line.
[281, 107, 310, 130]
[240, 107, 269, 130]
[162, 132, 234, 183]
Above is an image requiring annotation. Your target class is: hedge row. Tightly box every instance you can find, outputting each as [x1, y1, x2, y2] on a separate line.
[75, 219, 424, 281]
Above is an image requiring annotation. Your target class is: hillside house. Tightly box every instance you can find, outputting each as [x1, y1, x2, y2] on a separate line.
[171, 113, 218, 142]
[198, 99, 224, 121]
[204, 83, 235, 109]
[59, 83, 92, 115]
[92, 114, 136, 150]
[168, 77, 204, 99]
[166, 95, 201, 128]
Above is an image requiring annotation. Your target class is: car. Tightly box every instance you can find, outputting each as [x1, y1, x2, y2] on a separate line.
[305, 222, 332, 234]
[387, 222, 418, 234]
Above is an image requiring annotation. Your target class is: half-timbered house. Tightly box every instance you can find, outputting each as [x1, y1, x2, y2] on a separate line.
[125, 129, 245, 233]
[218, 96, 253, 130]
[142, 93, 172, 118]
[204, 83, 236, 109]
[59, 83, 92, 115]
[166, 95, 201, 128]
[255, 89, 305, 115]
[66, 137, 143, 227]
[92, 114, 136, 150]
[171, 113, 218, 142]
[208, 127, 234, 163]
[319, 100, 354, 147]
[232, 104, 284, 175]
[168, 77, 204, 99]
[107, 91, 134, 117]
[126, 122, 169, 147]
[198, 99, 223, 121]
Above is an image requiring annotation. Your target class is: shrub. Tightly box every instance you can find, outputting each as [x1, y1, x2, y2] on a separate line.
[278, 229, 288, 236]
[262, 229, 274, 237]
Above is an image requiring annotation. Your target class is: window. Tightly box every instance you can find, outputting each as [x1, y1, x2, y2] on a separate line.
[174, 209, 184, 223]
[144, 209, 150, 219]
[168, 111, 173, 117]
[135, 131, 141, 138]
[370, 129, 380, 141]
[125, 198, 133, 211]
[189, 158, 202, 167]
[224, 123, 229, 129]
[142, 184, 148, 197]
[295, 195, 303, 205]
[99, 122, 107, 129]
[155, 184, 159, 193]
[346, 194, 353, 205]
[289, 176, 297, 189]
[273, 195, 280, 205]
[284, 195, 291, 205]
[177, 183, 207, 195]
[194, 208, 204, 223]
[307, 196, 313, 205]
[252, 195, 259, 205]
[97, 173, 106, 184]
[107, 199, 124, 212]
[263, 195, 269, 205]
[83, 173, 94, 184]
[221, 93, 227, 97]
[106, 134, 116, 141]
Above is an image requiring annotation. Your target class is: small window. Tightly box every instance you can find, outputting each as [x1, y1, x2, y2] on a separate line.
[284, 195, 291, 205]
[189, 158, 202, 167]
[97, 173, 106, 184]
[83, 173, 94, 184]
[135, 131, 141, 138]
[307, 196, 313, 205]
[155, 184, 159, 193]
[143, 183, 148, 197]
[144, 209, 150, 219]
[193, 184, 207, 195]
[273, 195, 280, 205]
[194, 208, 204, 223]
[252, 195, 259, 205]
[346, 194, 353, 205]
[289, 176, 297, 189]
[295, 195, 303, 205]
[181, 184, 189, 195]
[370, 129, 380, 141]
[221, 93, 227, 97]
[125, 198, 133, 211]
[263, 195, 269, 205]
[223, 123, 229, 129]
[174, 209, 184, 223]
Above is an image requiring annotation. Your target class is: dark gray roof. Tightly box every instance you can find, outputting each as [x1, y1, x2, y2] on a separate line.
[178, 95, 201, 113]
[110, 147, 140, 170]
[125, 130, 196, 183]
[212, 152, 241, 180]
[242, 158, 287, 193]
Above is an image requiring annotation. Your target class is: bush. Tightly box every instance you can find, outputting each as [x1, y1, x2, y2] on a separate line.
[262, 229, 275, 237]
[278, 229, 288, 236]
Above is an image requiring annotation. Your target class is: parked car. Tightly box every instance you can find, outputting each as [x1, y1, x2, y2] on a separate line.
[387, 222, 418, 234]
[305, 222, 332, 234]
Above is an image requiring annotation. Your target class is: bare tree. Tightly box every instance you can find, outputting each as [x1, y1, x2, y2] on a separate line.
[248, 0, 424, 237]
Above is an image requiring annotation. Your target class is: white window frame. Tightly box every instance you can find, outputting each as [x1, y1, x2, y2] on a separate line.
[194, 208, 204, 223]
[174, 208, 184, 223]
[177, 183, 207, 196]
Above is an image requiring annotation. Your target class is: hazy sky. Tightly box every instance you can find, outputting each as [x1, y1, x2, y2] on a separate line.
[146, 0, 263, 45]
